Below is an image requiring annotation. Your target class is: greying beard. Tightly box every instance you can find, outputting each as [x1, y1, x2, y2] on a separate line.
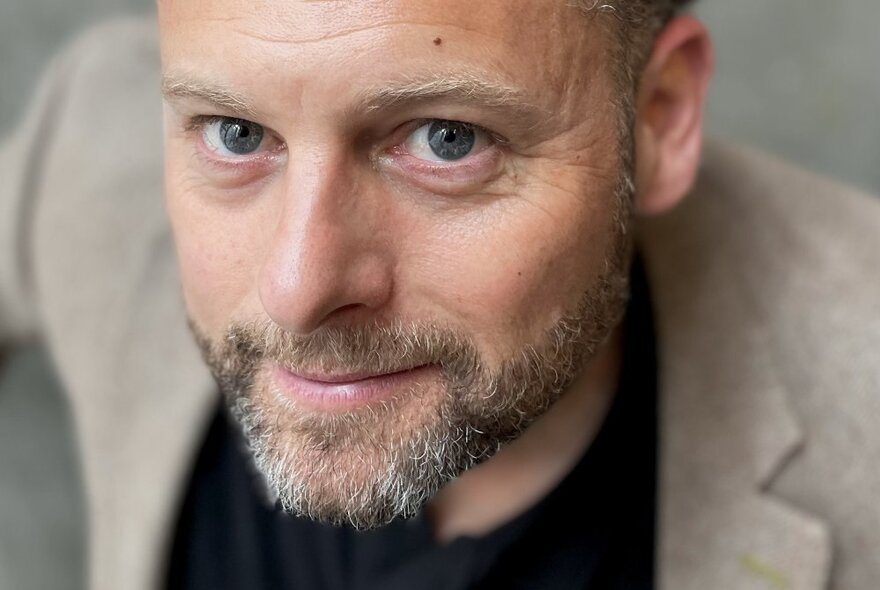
[227, 383, 503, 529]
[189, 174, 633, 530]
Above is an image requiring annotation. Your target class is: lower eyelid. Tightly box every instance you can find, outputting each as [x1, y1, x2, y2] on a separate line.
[384, 144, 504, 188]
[405, 136, 496, 167]
[199, 132, 284, 163]
[191, 136, 287, 183]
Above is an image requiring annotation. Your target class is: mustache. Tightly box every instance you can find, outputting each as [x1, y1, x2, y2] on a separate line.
[193, 317, 483, 380]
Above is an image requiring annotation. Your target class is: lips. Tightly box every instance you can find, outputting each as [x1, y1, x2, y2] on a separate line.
[271, 363, 435, 410]
[286, 367, 424, 384]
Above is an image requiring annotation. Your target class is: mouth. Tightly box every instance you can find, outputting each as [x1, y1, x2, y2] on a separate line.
[271, 363, 436, 410]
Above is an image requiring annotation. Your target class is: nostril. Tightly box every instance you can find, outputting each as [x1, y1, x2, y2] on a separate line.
[334, 303, 365, 315]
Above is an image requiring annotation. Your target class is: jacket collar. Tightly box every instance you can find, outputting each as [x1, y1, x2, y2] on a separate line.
[54, 143, 830, 589]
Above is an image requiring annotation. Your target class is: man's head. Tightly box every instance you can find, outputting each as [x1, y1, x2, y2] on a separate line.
[158, 0, 711, 528]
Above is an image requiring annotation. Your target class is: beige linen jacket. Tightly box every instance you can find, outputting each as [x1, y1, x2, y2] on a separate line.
[2, 17, 879, 590]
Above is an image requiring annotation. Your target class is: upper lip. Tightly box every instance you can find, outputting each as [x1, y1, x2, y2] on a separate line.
[281, 365, 428, 384]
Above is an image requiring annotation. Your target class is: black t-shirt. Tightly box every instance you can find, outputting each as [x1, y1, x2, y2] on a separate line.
[165, 260, 657, 590]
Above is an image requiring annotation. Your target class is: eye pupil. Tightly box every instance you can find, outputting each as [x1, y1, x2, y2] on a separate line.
[219, 118, 264, 155]
[428, 121, 475, 161]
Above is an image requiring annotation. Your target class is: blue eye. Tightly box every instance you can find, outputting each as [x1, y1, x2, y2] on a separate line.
[404, 120, 490, 163]
[427, 121, 476, 160]
[202, 117, 266, 156]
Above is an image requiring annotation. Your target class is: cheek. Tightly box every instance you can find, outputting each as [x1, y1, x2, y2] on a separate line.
[164, 165, 272, 336]
[406, 191, 619, 362]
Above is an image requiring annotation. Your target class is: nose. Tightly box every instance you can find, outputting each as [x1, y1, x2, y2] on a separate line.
[258, 148, 394, 335]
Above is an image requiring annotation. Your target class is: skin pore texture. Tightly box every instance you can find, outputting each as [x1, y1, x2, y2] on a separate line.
[158, 0, 712, 540]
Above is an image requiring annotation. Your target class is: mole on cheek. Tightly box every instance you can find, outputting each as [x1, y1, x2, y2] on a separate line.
[433, 37, 442, 46]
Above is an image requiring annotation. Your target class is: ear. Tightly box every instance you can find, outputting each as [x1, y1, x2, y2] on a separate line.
[633, 16, 714, 216]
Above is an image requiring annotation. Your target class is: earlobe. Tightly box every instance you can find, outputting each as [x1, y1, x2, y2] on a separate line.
[633, 16, 714, 216]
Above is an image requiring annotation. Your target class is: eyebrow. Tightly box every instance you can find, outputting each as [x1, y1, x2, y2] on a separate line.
[161, 73, 259, 118]
[355, 74, 545, 119]
[161, 71, 547, 126]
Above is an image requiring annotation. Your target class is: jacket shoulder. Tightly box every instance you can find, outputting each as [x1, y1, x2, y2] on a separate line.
[663, 140, 880, 588]
[699, 139, 880, 262]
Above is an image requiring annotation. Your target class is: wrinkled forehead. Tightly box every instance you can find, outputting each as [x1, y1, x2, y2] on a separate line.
[157, 0, 612, 120]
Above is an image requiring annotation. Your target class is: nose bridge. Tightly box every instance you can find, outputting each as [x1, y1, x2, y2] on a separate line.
[282, 146, 361, 263]
[258, 144, 392, 334]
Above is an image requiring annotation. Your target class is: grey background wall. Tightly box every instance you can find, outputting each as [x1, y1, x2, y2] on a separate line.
[1, 0, 878, 193]
[696, 0, 880, 194]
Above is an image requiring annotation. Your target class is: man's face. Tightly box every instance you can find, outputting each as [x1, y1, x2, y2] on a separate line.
[159, 0, 632, 528]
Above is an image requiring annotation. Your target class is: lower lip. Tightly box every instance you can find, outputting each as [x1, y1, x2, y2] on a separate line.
[272, 364, 436, 410]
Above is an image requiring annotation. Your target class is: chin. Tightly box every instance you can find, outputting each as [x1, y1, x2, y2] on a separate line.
[227, 368, 498, 529]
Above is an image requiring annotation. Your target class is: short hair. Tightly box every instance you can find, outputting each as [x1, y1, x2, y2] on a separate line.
[578, 0, 698, 174]
[581, 0, 697, 88]
[612, 0, 696, 29]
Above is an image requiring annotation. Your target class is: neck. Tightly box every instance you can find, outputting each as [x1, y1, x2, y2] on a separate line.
[425, 323, 625, 543]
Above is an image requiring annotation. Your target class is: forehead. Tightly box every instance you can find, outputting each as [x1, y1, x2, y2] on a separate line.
[158, 0, 609, 117]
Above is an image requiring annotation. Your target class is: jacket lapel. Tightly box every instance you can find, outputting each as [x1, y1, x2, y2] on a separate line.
[639, 148, 831, 590]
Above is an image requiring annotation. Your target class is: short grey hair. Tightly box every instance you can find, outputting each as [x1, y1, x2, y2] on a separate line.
[584, 0, 698, 93]
[579, 0, 697, 180]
